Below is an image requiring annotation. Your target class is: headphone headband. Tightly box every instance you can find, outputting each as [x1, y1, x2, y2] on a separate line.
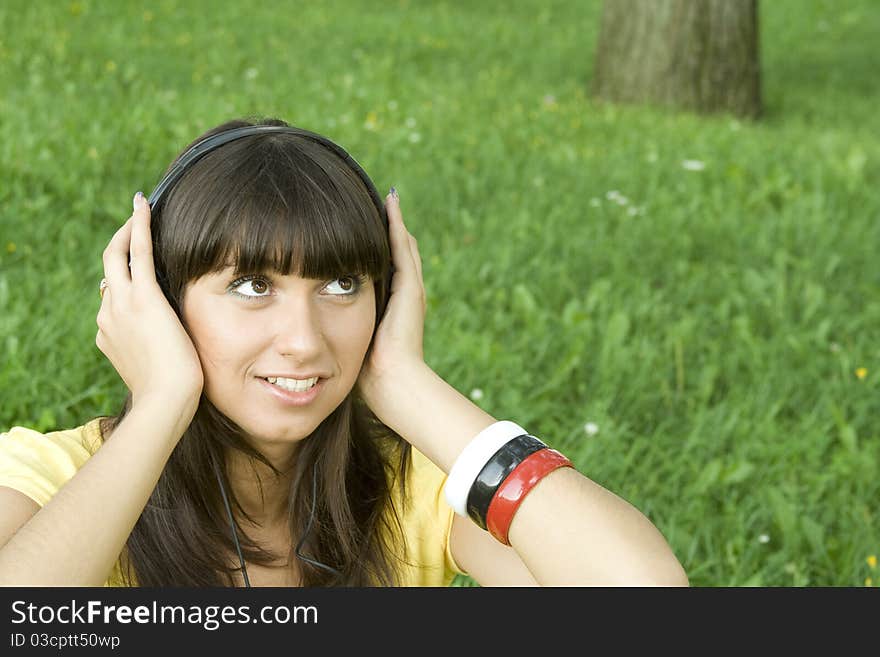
[146, 124, 387, 229]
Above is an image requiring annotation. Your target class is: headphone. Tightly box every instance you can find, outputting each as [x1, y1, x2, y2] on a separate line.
[146, 123, 392, 586]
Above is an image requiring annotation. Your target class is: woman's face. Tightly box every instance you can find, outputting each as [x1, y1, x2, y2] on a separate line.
[180, 266, 376, 450]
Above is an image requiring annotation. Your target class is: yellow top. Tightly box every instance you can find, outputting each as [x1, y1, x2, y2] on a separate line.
[0, 419, 467, 586]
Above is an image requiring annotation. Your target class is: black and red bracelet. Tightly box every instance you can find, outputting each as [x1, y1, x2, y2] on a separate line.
[486, 448, 575, 545]
[465, 434, 547, 530]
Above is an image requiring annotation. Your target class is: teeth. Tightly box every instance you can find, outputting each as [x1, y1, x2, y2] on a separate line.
[266, 376, 319, 392]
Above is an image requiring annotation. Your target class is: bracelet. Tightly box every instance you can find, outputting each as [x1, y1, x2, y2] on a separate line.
[465, 434, 547, 530]
[485, 448, 575, 546]
[443, 421, 529, 517]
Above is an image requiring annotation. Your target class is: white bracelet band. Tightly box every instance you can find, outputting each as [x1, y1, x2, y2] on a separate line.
[443, 420, 530, 517]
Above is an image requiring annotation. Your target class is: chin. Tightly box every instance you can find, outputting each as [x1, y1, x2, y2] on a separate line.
[245, 419, 322, 445]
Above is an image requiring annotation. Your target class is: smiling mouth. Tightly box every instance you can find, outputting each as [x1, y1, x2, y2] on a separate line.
[258, 376, 322, 392]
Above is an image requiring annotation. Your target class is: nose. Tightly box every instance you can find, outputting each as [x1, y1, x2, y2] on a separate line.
[270, 294, 327, 361]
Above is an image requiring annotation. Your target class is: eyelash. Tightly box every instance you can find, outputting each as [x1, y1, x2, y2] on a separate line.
[227, 274, 367, 302]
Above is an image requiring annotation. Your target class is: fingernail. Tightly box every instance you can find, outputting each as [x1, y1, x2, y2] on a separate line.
[389, 186, 399, 201]
[133, 191, 145, 211]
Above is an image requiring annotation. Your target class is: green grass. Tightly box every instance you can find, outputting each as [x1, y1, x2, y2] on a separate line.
[1, 0, 878, 587]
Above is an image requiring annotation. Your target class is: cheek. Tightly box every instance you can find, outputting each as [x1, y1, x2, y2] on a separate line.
[325, 303, 376, 370]
[186, 310, 255, 375]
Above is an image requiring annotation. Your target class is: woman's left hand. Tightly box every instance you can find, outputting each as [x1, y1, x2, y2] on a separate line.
[357, 189, 428, 411]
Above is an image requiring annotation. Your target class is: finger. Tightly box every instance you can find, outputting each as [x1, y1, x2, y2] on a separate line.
[95, 328, 105, 354]
[97, 281, 110, 309]
[392, 197, 425, 306]
[129, 192, 157, 284]
[385, 192, 418, 284]
[102, 215, 135, 290]
[409, 235, 426, 309]
[408, 234, 423, 287]
[388, 192, 425, 296]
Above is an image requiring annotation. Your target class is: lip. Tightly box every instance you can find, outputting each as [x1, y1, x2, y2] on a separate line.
[257, 376, 327, 407]
[258, 373, 328, 380]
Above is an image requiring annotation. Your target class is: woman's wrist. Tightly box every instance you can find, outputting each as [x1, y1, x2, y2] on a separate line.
[366, 360, 497, 473]
[131, 387, 201, 437]
[358, 358, 426, 428]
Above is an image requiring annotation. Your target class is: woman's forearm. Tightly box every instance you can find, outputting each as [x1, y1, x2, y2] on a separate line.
[368, 362, 688, 586]
[0, 395, 196, 586]
[506, 466, 689, 585]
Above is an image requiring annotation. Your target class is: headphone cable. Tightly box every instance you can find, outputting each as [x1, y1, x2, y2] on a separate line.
[213, 458, 251, 587]
[213, 458, 341, 587]
[294, 461, 342, 578]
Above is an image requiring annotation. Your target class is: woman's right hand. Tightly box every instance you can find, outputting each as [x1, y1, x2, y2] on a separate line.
[95, 192, 204, 412]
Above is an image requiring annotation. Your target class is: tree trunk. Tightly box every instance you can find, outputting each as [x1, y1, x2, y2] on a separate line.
[592, 0, 762, 119]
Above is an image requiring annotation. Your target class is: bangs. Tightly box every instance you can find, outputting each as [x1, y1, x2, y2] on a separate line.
[217, 173, 385, 281]
[158, 132, 388, 285]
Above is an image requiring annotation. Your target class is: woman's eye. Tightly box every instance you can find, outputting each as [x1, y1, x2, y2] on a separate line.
[229, 275, 272, 299]
[324, 275, 364, 296]
[227, 274, 365, 300]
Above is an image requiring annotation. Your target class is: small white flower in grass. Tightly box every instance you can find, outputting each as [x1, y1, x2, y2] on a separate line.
[758, 534, 770, 544]
[829, 342, 841, 353]
[605, 190, 629, 205]
[470, 388, 484, 401]
[627, 207, 639, 217]
[408, 132, 422, 143]
[583, 422, 599, 436]
[244, 68, 259, 80]
[589, 198, 601, 207]
[405, 116, 417, 128]
[682, 159, 706, 171]
[387, 100, 398, 110]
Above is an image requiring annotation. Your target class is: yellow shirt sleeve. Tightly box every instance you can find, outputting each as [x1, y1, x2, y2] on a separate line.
[0, 420, 102, 507]
[0, 420, 127, 586]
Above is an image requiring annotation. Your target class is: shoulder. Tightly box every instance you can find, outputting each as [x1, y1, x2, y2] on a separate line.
[0, 418, 105, 506]
[407, 445, 446, 489]
[386, 444, 468, 585]
[1, 418, 104, 455]
[391, 444, 451, 517]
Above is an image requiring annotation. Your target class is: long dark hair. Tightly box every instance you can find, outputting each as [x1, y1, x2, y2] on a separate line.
[99, 116, 413, 586]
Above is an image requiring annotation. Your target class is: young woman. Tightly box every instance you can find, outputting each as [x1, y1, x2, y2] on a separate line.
[0, 117, 688, 587]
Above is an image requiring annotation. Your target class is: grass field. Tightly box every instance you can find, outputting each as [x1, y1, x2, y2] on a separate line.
[0, 0, 877, 586]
